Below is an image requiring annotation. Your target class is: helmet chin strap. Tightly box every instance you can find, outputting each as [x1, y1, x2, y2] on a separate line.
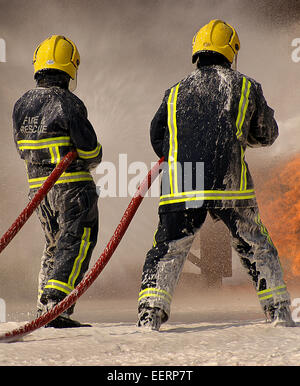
[69, 72, 77, 92]
[233, 53, 238, 71]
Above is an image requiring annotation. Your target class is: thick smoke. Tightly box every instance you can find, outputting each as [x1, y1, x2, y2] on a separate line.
[0, 0, 299, 313]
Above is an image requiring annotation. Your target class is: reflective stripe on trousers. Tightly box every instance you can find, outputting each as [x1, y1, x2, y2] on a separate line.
[43, 227, 91, 295]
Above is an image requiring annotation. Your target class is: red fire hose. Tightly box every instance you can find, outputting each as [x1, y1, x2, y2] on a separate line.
[0, 156, 164, 343]
[0, 150, 78, 254]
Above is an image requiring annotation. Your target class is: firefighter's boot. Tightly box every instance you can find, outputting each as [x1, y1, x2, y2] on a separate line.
[265, 302, 295, 327]
[137, 307, 166, 331]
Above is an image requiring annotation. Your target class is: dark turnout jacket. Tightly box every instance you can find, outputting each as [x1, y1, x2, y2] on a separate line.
[13, 85, 102, 189]
[150, 64, 278, 212]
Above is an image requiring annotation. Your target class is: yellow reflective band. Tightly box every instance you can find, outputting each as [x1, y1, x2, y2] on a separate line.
[235, 77, 246, 137]
[77, 142, 102, 159]
[57, 148, 61, 164]
[55, 174, 93, 184]
[257, 285, 287, 301]
[68, 227, 91, 288]
[49, 145, 61, 164]
[49, 146, 55, 164]
[159, 195, 256, 206]
[236, 77, 251, 138]
[167, 87, 175, 195]
[255, 214, 275, 247]
[240, 146, 247, 191]
[45, 279, 74, 295]
[153, 228, 158, 247]
[17, 136, 72, 150]
[239, 80, 251, 135]
[138, 288, 172, 303]
[28, 171, 93, 189]
[173, 83, 180, 194]
[159, 189, 256, 206]
[160, 189, 255, 198]
[235, 77, 251, 191]
[167, 83, 180, 195]
[257, 286, 287, 295]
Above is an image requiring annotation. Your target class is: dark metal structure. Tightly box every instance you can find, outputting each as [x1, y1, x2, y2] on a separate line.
[186, 214, 232, 288]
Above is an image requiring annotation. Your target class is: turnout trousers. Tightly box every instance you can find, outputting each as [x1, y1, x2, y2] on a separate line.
[30, 181, 99, 317]
[138, 206, 290, 322]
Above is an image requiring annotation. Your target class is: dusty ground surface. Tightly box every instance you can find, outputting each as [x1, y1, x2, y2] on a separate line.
[1, 281, 300, 368]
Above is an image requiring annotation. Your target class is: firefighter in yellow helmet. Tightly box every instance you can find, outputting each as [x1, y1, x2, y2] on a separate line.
[13, 35, 102, 328]
[191, 19, 240, 67]
[33, 35, 80, 91]
[137, 20, 294, 330]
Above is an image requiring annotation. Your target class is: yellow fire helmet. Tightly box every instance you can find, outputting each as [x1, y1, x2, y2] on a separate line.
[192, 19, 240, 65]
[33, 35, 80, 89]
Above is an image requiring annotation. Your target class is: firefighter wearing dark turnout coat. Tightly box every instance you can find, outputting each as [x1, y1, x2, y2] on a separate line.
[13, 35, 102, 328]
[137, 20, 294, 330]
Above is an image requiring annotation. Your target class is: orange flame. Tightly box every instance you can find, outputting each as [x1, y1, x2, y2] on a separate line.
[257, 155, 300, 280]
